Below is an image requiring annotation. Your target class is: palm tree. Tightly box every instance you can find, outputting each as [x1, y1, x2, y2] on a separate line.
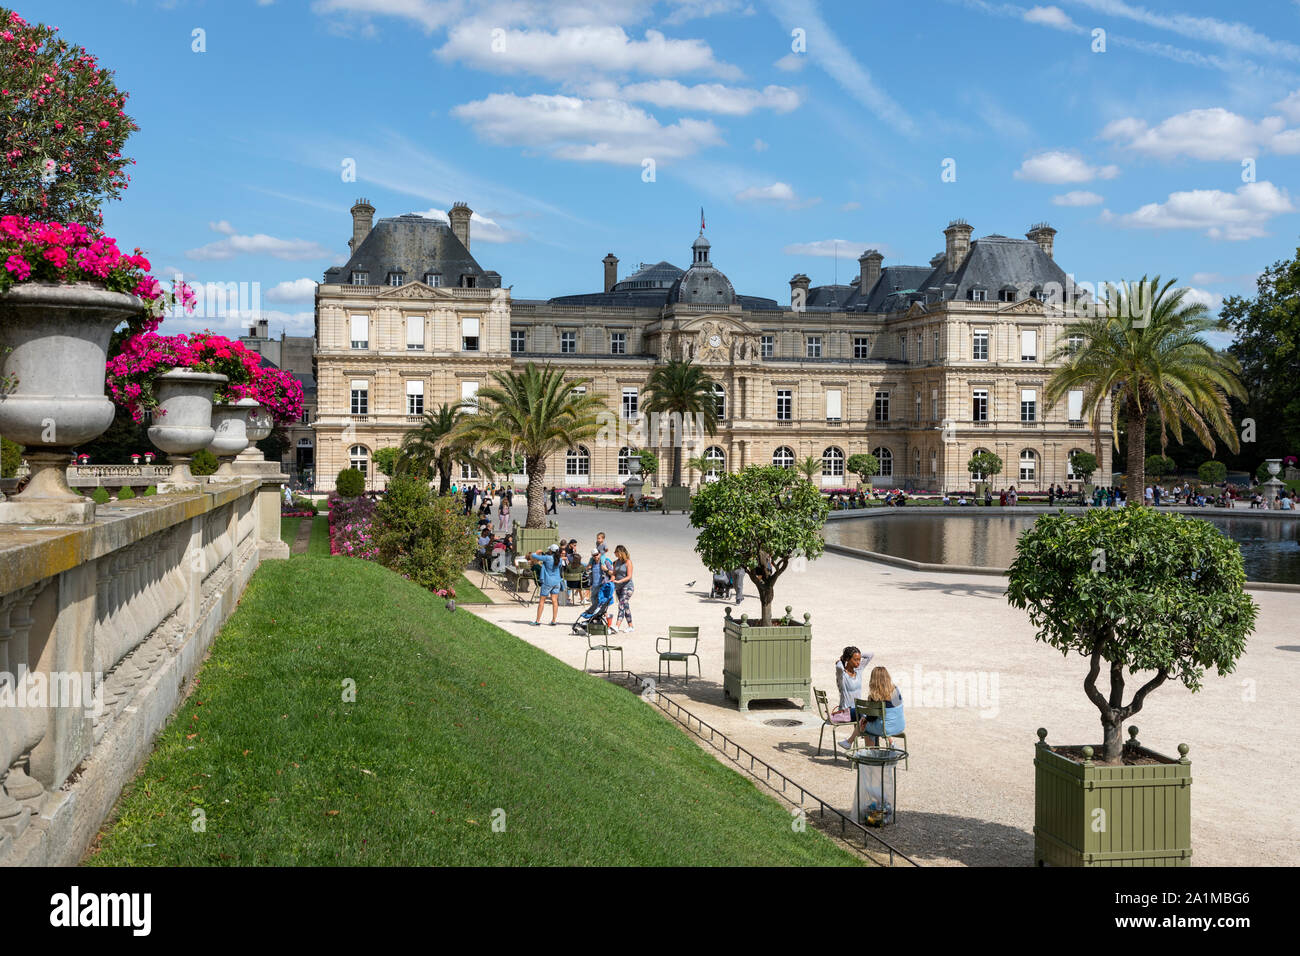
[1046, 277, 1246, 504]
[449, 362, 608, 528]
[397, 403, 491, 494]
[796, 455, 822, 481]
[642, 359, 719, 487]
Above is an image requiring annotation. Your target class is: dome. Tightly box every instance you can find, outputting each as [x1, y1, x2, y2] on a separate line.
[671, 233, 735, 305]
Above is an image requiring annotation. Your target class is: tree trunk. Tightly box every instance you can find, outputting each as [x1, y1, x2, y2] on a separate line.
[670, 441, 683, 487]
[755, 579, 774, 627]
[525, 455, 547, 529]
[1125, 398, 1146, 505]
[1101, 712, 1124, 761]
[437, 456, 451, 495]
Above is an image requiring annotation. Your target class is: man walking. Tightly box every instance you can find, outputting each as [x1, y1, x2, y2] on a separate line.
[547, 486, 558, 514]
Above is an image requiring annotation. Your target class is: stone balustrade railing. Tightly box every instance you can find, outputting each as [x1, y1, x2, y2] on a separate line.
[0, 463, 288, 866]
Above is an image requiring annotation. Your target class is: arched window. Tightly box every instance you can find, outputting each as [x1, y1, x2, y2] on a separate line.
[566, 446, 590, 477]
[618, 446, 633, 476]
[1066, 449, 1087, 481]
[704, 445, 726, 479]
[822, 446, 844, 477]
[1019, 449, 1037, 483]
[872, 447, 893, 478]
[349, 444, 369, 477]
[712, 383, 726, 422]
[970, 447, 991, 481]
[772, 446, 795, 469]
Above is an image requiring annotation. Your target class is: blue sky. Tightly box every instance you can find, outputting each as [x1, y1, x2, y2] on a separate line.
[30, 0, 1300, 340]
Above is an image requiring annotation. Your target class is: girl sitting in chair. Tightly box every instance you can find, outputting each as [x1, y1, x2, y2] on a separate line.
[841, 665, 905, 750]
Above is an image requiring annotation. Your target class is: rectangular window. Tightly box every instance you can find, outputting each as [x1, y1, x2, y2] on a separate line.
[970, 289, 987, 302]
[916, 333, 923, 360]
[972, 389, 988, 422]
[510, 329, 526, 354]
[349, 315, 368, 350]
[621, 387, 638, 421]
[776, 389, 792, 421]
[610, 331, 626, 355]
[405, 315, 423, 351]
[806, 335, 822, 358]
[406, 380, 424, 416]
[462, 316, 480, 352]
[874, 391, 889, 422]
[1067, 389, 1084, 422]
[1021, 388, 1037, 423]
[853, 336, 869, 359]
[560, 330, 577, 354]
[933, 330, 940, 358]
[760, 335, 774, 358]
[461, 381, 479, 407]
[1021, 329, 1037, 361]
[570, 385, 586, 397]
[931, 387, 939, 420]
[388, 272, 405, 287]
[1067, 333, 1084, 353]
[826, 389, 842, 422]
[900, 335, 908, 362]
[972, 329, 989, 361]
[350, 379, 368, 415]
[350, 271, 368, 286]
[424, 273, 442, 287]
[915, 391, 922, 421]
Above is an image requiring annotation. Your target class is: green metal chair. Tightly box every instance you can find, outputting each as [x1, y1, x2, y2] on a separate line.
[562, 565, 585, 605]
[856, 697, 909, 769]
[814, 688, 854, 762]
[584, 620, 623, 673]
[656, 626, 700, 683]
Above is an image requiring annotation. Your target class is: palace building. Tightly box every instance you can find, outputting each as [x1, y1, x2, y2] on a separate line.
[312, 201, 1113, 493]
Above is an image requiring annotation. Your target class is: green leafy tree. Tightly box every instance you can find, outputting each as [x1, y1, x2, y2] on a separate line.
[1144, 454, 1176, 479]
[967, 451, 1003, 482]
[489, 450, 526, 476]
[795, 455, 821, 481]
[1198, 460, 1227, 485]
[372, 447, 401, 478]
[449, 362, 607, 528]
[690, 465, 829, 626]
[336, 467, 365, 498]
[636, 450, 659, 477]
[191, 449, 218, 476]
[372, 476, 477, 593]
[642, 359, 719, 487]
[1069, 451, 1098, 484]
[847, 453, 880, 485]
[398, 403, 492, 494]
[1047, 278, 1246, 505]
[256, 425, 290, 465]
[1007, 508, 1256, 761]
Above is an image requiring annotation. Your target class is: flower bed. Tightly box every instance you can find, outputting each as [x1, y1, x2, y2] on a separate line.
[327, 493, 377, 560]
[280, 510, 314, 518]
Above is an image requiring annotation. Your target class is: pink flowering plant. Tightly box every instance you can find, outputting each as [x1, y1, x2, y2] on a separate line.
[0, 215, 193, 334]
[0, 8, 137, 224]
[328, 494, 378, 560]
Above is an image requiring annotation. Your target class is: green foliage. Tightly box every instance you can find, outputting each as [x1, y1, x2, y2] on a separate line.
[372, 447, 401, 478]
[335, 467, 365, 498]
[795, 455, 821, 480]
[116, 485, 135, 500]
[372, 477, 477, 593]
[1144, 454, 1176, 478]
[1255, 461, 1273, 483]
[642, 359, 719, 486]
[143, 485, 157, 496]
[967, 450, 1003, 479]
[1070, 451, 1098, 483]
[75, 402, 151, 465]
[1198, 460, 1227, 484]
[91, 487, 111, 504]
[256, 425, 290, 464]
[489, 449, 526, 475]
[399, 403, 490, 494]
[1, 436, 21, 478]
[637, 450, 659, 476]
[1007, 508, 1256, 759]
[190, 449, 218, 476]
[847, 452, 880, 481]
[690, 466, 829, 625]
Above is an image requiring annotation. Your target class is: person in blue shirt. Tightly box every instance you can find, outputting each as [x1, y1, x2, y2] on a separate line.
[530, 543, 565, 626]
[859, 666, 905, 746]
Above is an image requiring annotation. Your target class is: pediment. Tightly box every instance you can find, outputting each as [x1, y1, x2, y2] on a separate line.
[377, 281, 453, 300]
[998, 297, 1046, 315]
[905, 300, 929, 318]
[676, 313, 756, 336]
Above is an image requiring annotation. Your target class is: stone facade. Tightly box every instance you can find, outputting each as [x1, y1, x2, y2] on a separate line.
[313, 207, 1112, 493]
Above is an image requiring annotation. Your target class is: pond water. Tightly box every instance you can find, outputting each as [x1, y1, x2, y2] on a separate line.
[822, 512, 1300, 584]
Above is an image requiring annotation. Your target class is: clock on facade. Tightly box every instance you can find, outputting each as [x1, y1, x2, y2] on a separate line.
[708, 334, 721, 348]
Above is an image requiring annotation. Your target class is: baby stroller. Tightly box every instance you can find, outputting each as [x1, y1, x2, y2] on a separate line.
[710, 570, 733, 600]
[572, 580, 615, 635]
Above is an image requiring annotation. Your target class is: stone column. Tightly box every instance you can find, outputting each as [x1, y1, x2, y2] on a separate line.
[29, 562, 95, 790]
[234, 463, 291, 561]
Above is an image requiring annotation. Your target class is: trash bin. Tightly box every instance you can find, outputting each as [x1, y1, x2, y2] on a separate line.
[849, 746, 906, 826]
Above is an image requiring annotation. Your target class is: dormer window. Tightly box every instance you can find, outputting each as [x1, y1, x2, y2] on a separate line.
[999, 287, 1018, 303]
[424, 273, 442, 287]
[969, 288, 987, 302]
[1031, 287, 1046, 302]
[387, 272, 405, 287]
[461, 275, 476, 288]
[350, 271, 369, 286]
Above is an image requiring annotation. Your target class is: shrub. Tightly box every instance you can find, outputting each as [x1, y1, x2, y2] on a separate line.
[91, 487, 110, 504]
[372, 476, 477, 593]
[336, 467, 365, 498]
[191, 449, 218, 476]
[1197, 460, 1227, 484]
[1007, 508, 1256, 760]
[328, 494, 377, 559]
[1145, 454, 1176, 478]
[116, 485, 135, 500]
[1069, 451, 1098, 484]
[143, 485, 157, 496]
[372, 447, 401, 478]
[1, 436, 21, 478]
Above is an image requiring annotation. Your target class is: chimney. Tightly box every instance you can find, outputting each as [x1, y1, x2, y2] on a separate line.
[858, 249, 883, 296]
[943, 218, 973, 274]
[603, 253, 619, 293]
[449, 201, 473, 252]
[1027, 222, 1057, 259]
[789, 273, 811, 309]
[257, 318, 269, 338]
[349, 198, 374, 253]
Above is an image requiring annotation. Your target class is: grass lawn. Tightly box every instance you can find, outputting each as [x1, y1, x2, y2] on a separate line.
[453, 574, 489, 605]
[86, 557, 856, 866]
[280, 517, 302, 550]
[304, 516, 331, 557]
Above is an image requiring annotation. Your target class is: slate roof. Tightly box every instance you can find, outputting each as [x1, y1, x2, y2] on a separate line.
[322, 214, 498, 287]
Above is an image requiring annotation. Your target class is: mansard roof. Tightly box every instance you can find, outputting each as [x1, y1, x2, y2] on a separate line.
[322, 214, 498, 287]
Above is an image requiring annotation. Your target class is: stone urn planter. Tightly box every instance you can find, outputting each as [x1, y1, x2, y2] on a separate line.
[235, 401, 275, 464]
[0, 283, 144, 524]
[1034, 727, 1192, 867]
[147, 369, 227, 491]
[206, 397, 259, 479]
[722, 605, 812, 711]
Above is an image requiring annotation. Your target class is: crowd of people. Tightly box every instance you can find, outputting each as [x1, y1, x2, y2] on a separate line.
[524, 530, 637, 631]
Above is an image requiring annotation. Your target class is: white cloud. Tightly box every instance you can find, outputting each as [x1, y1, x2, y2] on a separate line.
[309, 0, 459, 33]
[1014, 150, 1120, 183]
[1052, 190, 1104, 206]
[1274, 89, 1300, 123]
[186, 226, 336, 262]
[663, 0, 754, 25]
[451, 93, 722, 164]
[1023, 5, 1077, 31]
[1108, 181, 1295, 240]
[782, 239, 882, 257]
[209, 220, 236, 235]
[735, 182, 796, 202]
[437, 24, 741, 80]
[619, 80, 799, 115]
[1065, 0, 1300, 64]
[409, 207, 520, 243]
[840, 200, 861, 211]
[773, 52, 804, 72]
[1181, 287, 1224, 312]
[265, 278, 320, 303]
[1100, 108, 1300, 161]
[752, 138, 769, 151]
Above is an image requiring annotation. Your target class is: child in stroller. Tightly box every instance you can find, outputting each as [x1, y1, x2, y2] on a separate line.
[710, 570, 733, 600]
[572, 579, 615, 635]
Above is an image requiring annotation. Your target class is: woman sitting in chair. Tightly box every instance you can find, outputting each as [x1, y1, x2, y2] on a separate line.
[833, 646, 873, 746]
[845, 666, 905, 749]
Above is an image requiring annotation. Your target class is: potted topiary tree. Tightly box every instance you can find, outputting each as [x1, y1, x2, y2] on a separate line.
[691, 465, 829, 710]
[1069, 450, 1098, 502]
[1007, 507, 1257, 866]
[967, 450, 1003, 504]
[847, 452, 879, 494]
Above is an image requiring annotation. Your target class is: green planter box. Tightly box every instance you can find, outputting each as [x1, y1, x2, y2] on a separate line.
[722, 606, 812, 711]
[1033, 727, 1192, 867]
[661, 486, 692, 515]
[513, 521, 559, 558]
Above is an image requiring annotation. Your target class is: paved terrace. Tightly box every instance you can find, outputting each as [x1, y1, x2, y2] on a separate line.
[467, 505, 1300, 866]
